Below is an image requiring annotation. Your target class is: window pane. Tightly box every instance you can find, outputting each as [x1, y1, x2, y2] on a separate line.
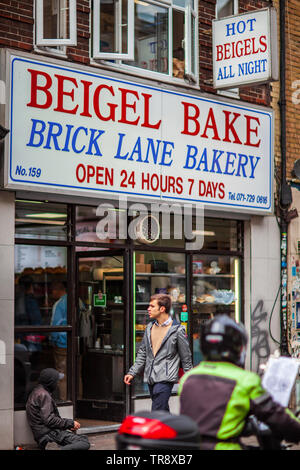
[133, 251, 186, 396]
[190, 218, 239, 251]
[99, 0, 129, 54]
[43, 0, 70, 39]
[133, 211, 185, 248]
[15, 245, 68, 326]
[14, 332, 69, 407]
[15, 201, 68, 241]
[216, 0, 234, 18]
[125, 0, 169, 74]
[173, 10, 185, 78]
[76, 205, 125, 244]
[192, 255, 241, 365]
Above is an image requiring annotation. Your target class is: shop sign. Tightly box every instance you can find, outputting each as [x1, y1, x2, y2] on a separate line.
[212, 8, 278, 90]
[6, 53, 274, 214]
[93, 293, 107, 307]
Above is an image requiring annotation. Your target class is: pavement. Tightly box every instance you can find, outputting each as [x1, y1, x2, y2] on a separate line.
[19, 431, 300, 451]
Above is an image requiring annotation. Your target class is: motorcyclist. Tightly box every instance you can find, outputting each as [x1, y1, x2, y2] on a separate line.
[178, 314, 300, 450]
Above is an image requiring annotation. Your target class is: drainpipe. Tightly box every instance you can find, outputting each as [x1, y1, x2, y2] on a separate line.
[279, 0, 291, 356]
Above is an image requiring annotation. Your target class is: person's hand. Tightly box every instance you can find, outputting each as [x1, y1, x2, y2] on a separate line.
[71, 420, 81, 431]
[124, 374, 134, 385]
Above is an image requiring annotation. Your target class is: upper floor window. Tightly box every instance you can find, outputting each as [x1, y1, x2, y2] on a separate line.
[216, 0, 236, 19]
[92, 0, 198, 83]
[35, 0, 77, 47]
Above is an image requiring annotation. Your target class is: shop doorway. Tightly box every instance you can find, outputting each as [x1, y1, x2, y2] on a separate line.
[75, 249, 129, 425]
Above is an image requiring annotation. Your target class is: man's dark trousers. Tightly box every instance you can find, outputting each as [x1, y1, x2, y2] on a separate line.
[148, 382, 174, 411]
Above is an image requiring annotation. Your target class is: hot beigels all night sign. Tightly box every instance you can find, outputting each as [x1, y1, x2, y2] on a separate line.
[5, 52, 274, 213]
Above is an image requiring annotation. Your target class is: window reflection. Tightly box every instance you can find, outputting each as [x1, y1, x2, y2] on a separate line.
[76, 205, 125, 244]
[14, 333, 68, 407]
[15, 245, 67, 326]
[124, 1, 169, 74]
[15, 200, 68, 241]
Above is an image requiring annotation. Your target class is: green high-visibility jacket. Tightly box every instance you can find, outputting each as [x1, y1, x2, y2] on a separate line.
[178, 361, 300, 450]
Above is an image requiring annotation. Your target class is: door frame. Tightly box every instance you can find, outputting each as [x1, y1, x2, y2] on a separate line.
[74, 247, 132, 421]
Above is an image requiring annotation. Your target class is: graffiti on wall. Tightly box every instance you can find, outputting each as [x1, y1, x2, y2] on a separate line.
[251, 300, 271, 372]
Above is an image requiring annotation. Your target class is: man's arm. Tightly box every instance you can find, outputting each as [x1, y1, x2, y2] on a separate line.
[38, 394, 74, 430]
[177, 326, 193, 372]
[124, 333, 147, 382]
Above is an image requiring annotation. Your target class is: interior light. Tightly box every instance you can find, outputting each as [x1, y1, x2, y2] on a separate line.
[24, 213, 67, 219]
[234, 258, 240, 323]
[192, 230, 215, 236]
[15, 218, 65, 226]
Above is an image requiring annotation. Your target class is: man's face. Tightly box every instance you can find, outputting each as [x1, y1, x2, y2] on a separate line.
[148, 299, 164, 320]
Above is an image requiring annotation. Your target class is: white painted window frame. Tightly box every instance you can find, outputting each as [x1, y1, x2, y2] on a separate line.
[92, 0, 198, 85]
[93, 0, 135, 60]
[35, 0, 77, 47]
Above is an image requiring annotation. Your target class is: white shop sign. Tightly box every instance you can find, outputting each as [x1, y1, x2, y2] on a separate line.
[212, 8, 278, 90]
[6, 54, 274, 214]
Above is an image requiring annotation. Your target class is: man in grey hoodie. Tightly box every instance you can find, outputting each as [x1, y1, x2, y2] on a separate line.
[124, 294, 192, 411]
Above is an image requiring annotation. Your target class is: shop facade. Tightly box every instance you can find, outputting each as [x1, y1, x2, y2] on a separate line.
[0, 0, 281, 449]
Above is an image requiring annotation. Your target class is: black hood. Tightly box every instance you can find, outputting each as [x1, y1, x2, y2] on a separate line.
[38, 368, 62, 393]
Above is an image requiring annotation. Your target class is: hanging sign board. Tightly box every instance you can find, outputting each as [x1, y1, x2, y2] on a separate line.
[5, 52, 274, 214]
[212, 8, 278, 90]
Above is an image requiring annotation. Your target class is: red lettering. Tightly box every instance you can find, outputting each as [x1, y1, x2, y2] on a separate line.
[244, 115, 261, 147]
[216, 45, 223, 61]
[76, 164, 85, 183]
[141, 93, 161, 129]
[244, 38, 252, 55]
[224, 43, 231, 60]
[93, 84, 117, 122]
[54, 75, 78, 114]
[223, 111, 242, 145]
[200, 107, 221, 141]
[27, 69, 52, 109]
[218, 183, 225, 199]
[251, 37, 259, 54]
[259, 35, 267, 53]
[118, 88, 140, 126]
[80, 80, 93, 117]
[181, 102, 200, 136]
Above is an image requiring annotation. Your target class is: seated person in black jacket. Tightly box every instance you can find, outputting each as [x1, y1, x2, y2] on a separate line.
[26, 368, 90, 450]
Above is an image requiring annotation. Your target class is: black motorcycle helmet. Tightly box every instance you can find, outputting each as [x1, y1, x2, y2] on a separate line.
[201, 314, 248, 366]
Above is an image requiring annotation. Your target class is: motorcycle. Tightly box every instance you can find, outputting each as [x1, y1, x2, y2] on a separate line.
[116, 410, 292, 451]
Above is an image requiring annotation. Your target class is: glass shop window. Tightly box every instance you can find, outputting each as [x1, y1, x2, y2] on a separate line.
[14, 332, 69, 406]
[14, 245, 68, 327]
[15, 200, 68, 241]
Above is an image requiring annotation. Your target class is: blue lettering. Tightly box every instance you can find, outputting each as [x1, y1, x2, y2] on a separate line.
[210, 149, 224, 174]
[44, 121, 63, 150]
[114, 133, 129, 160]
[224, 152, 237, 175]
[236, 153, 249, 177]
[196, 148, 209, 172]
[128, 137, 143, 162]
[26, 119, 46, 148]
[249, 155, 261, 178]
[160, 141, 174, 166]
[86, 128, 105, 156]
[61, 124, 74, 152]
[183, 145, 198, 169]
[144, 138, 162, 164]
[72, 126, 88, 154]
